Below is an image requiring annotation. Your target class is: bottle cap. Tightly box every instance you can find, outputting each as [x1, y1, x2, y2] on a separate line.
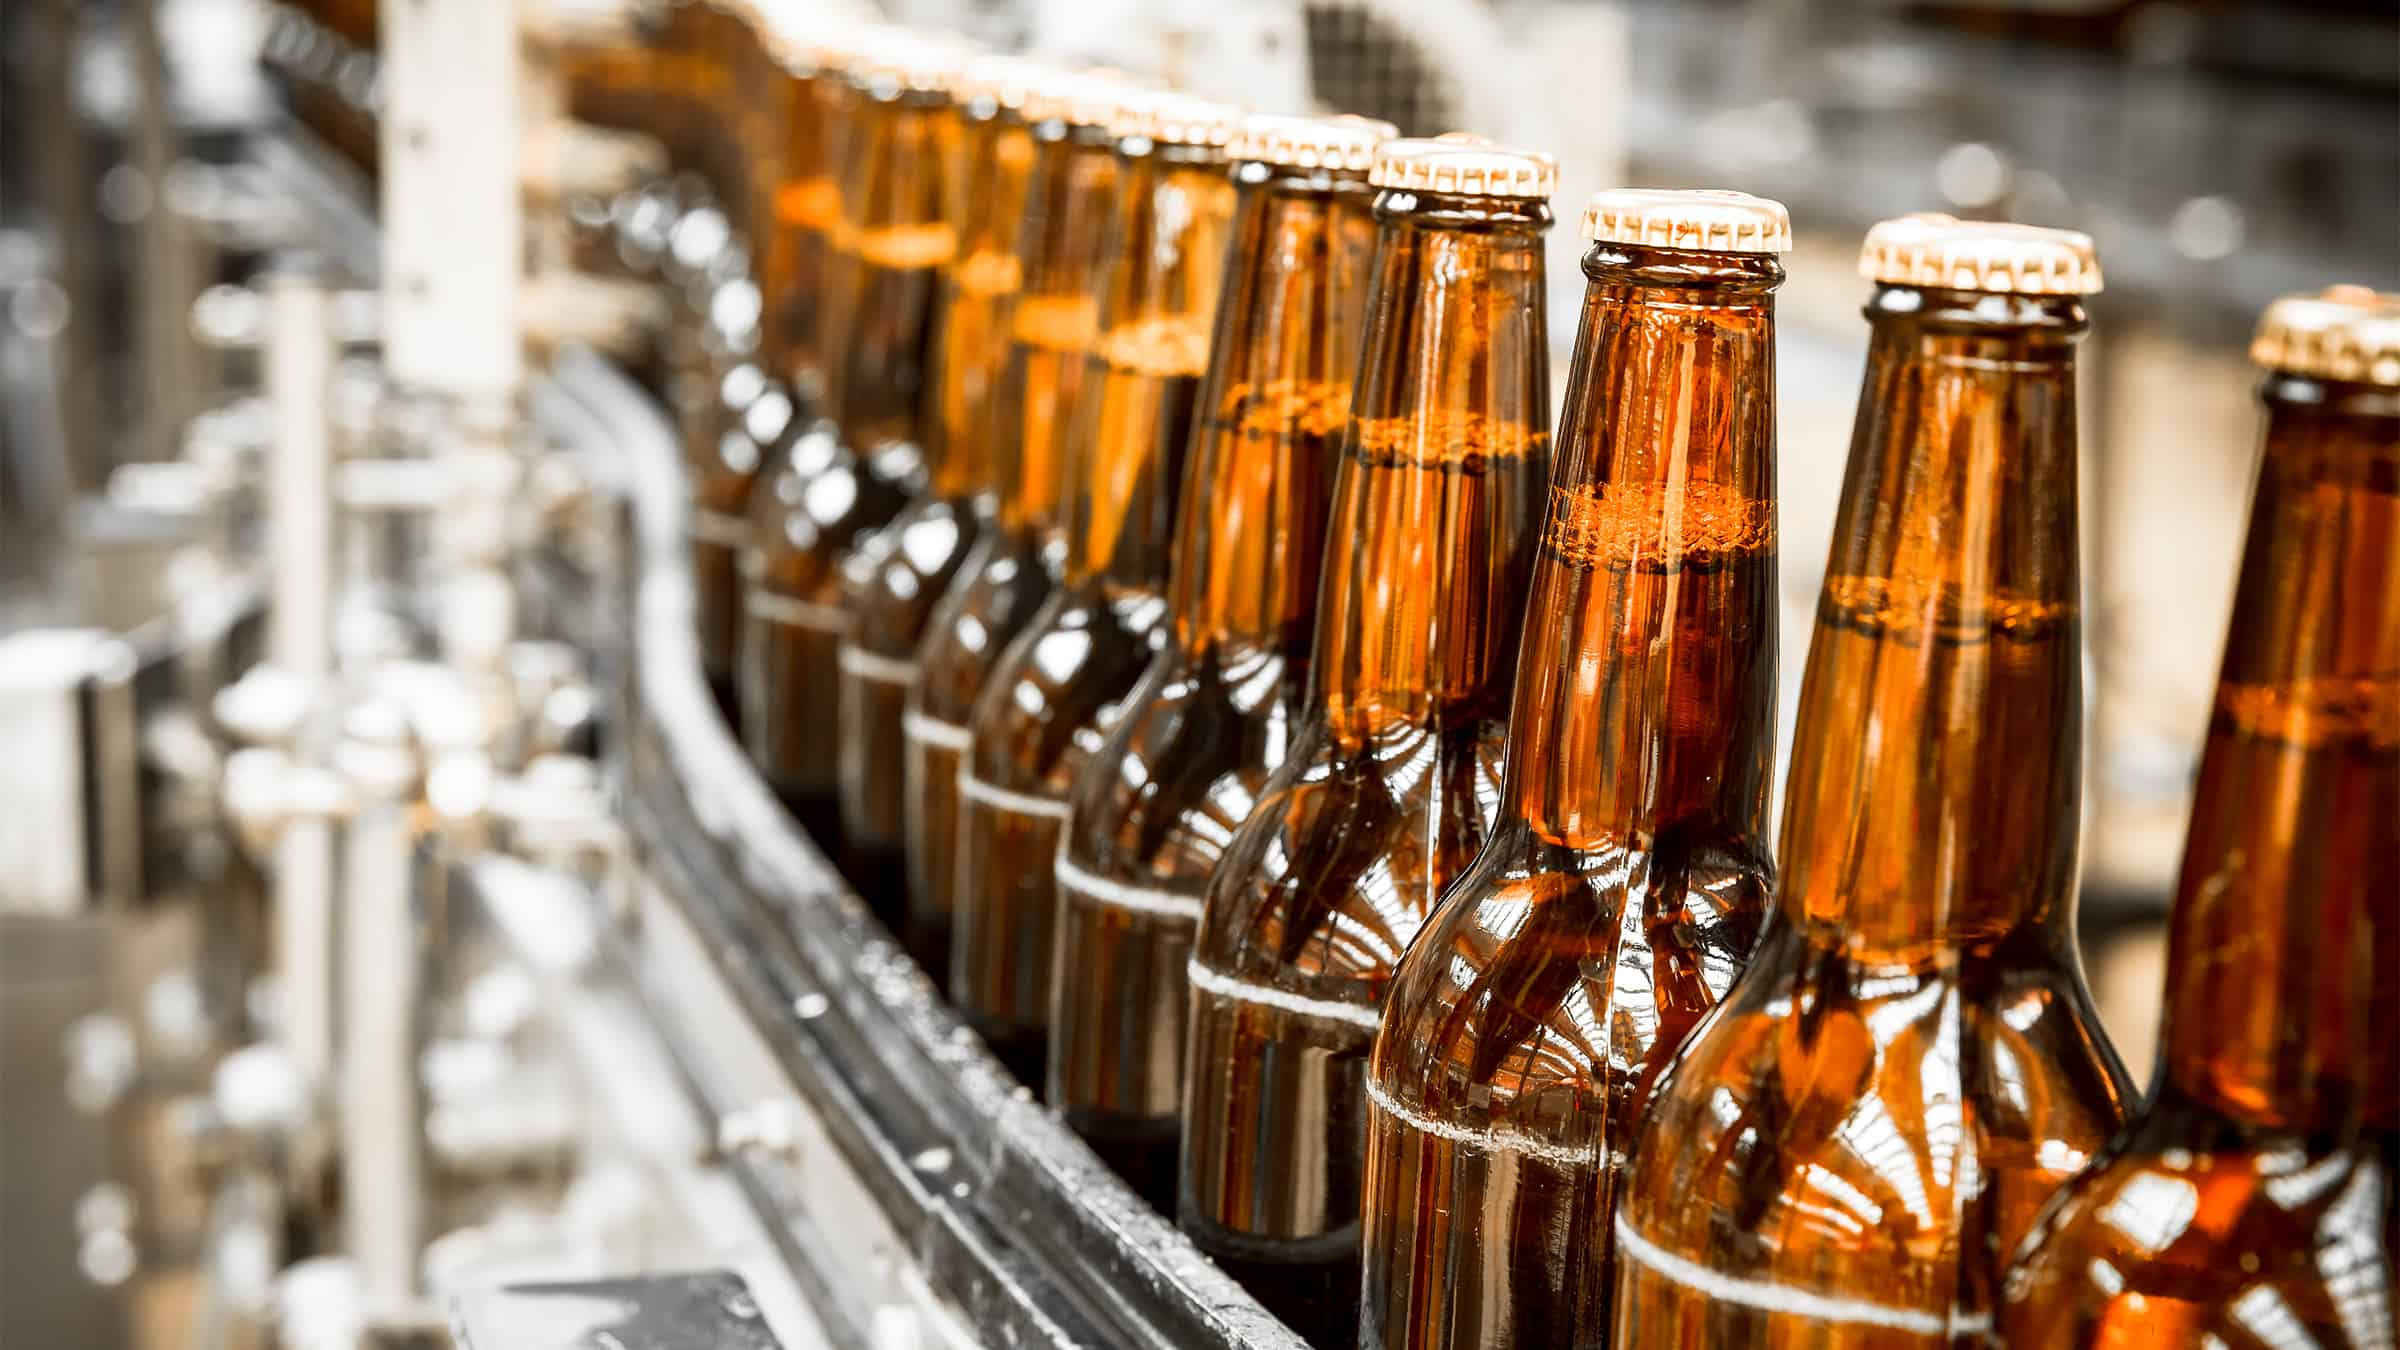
[1368, 137, 1557, 199]
[1859, 212, 2102, 296]
[850, 30, 974, 94]
[1581, 187, 1791, 255]
[955, 53, 1070, 113]
[2250, 285, 2400, 387]
[1109, 89, 1246, 149]
[1018, 70, 1145, 130]
[763, 15, 877, 75]
[1230, 113, 1398, 172]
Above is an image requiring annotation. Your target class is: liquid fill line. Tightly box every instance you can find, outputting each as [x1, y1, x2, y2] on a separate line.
[1612, 1214, 1993, 1337]
[901, 710, 973, 751]
[956, 770, 1070, 819]
[745, 589, 849, 633]
[1053, 855, 1205, 921]
[1359, 1076, 1601, 1168]
[690, 507, 750, 547]
[1184, 958, 1386, 1032]
[838, 644, 920, 685]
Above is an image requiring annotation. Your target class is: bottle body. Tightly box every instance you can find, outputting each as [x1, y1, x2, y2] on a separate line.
[1998, 367, 2400, 1348]
[1612, 279, 2134, 1347]
[1360, 234, 1784, 1349]
[1174, 185, 1553, 1344]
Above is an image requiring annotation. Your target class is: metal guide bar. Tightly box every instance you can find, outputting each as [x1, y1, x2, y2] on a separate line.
[545, 348, 1304, 1350]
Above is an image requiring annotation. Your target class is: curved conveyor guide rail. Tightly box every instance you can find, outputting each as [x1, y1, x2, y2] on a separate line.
[547, 344, 1307, 1350]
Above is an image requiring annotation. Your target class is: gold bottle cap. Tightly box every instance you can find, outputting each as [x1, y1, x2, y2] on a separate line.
[1109, 89, 1246, 150]
[956, 53, 1070, 113]
[850, 30, 974, 94]
[1581, 187, 1791, 255]
[2250, 285, 2400, 387]
[1229, 113, 1398, 173]
[1859, 212, 2102, 296]
[1368, 137, 1557, 199]
[765, 16, 877, 75]
[1018, 70, 1145, 130]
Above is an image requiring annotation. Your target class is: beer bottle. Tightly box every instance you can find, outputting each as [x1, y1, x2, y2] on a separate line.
[952, 90, 1243, 1089]
[907, 73, 1133, 1019]
[1358, 188, 1790, 1349]
[740, 37, 958, 849]
[1997, 286, 2400, 1348]
[1043, 111, 1394, 1211]
[1610, 214, 2136, 1345]
[1173, 138, 1557, 1342]
[836, 56, 1048, 962]
[681, 8, 832, 722]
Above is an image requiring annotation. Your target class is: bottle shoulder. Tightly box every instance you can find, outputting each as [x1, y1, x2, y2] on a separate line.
[912, 530, 1056, 714]
[1371, 846, 1770, 1123]
[1058, 644, 1305, 886]
[964, 579, 1167, 788]
[1999, 1128, 2395, 1348]
[1615, 926, 2136, 1313]
[849, 496, 981, 653]
[1192, 720, 1508, 988]
[745, 435, 912, 590]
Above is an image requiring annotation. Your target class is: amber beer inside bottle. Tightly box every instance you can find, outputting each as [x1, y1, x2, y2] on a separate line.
[836, 58, 1044, 963]
[1358, 189, 1789, 1350]
[764, 27, 858, 416]
[1998, 287, 2400, 1349]
[947, 92, 1240, 1098]
[1611, 215, 2135, 1346]
[908, 76, 1129, 1035]
[1039, 112, 1392, 1211]
[1169, 140, 1555, 1345]
[740, 41, 956, 853]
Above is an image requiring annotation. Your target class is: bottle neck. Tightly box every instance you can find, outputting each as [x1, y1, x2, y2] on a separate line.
[926, 111, 1034, 502]
[819, 89, 956, 452]
[1503, 244, 1782, 854]
[1310, 193, 1552, 737]
[764, 68, 842, 385]
[1777, 287, 2086, 962]
[2157, 377, 2400, 1136]
[1168, 167, 1377, 655]
[992, 125, 1116, 538]
[1060, 143, 1236, 590]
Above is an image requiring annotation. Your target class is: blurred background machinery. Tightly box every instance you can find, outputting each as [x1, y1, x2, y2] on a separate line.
[0, 1, 2391, 1347]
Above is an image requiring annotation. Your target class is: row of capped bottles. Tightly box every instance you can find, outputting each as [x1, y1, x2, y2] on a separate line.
[559, 5, 2397, 1346]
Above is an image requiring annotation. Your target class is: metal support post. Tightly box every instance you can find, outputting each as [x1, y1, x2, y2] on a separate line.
[262, 269, 338, 1093]
[335, 702, 426, 1314]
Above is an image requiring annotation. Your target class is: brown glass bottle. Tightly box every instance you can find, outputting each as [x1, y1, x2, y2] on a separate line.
[686, 25, 864, 717]
[1169, 139, 1556, 1343]
[1041, 113, 1393, 1214]
[950, 92, 1242, 1090]
[907, 76, 1132, 1024]
[741, 42, 956, 851]
[1358, 189, 1790, 1350]
[837, 59, 1045, 962]
[675, 9, 831, 721]
[1610, 215, 2136, 1347]
[1997, 287, 2400, 1349]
